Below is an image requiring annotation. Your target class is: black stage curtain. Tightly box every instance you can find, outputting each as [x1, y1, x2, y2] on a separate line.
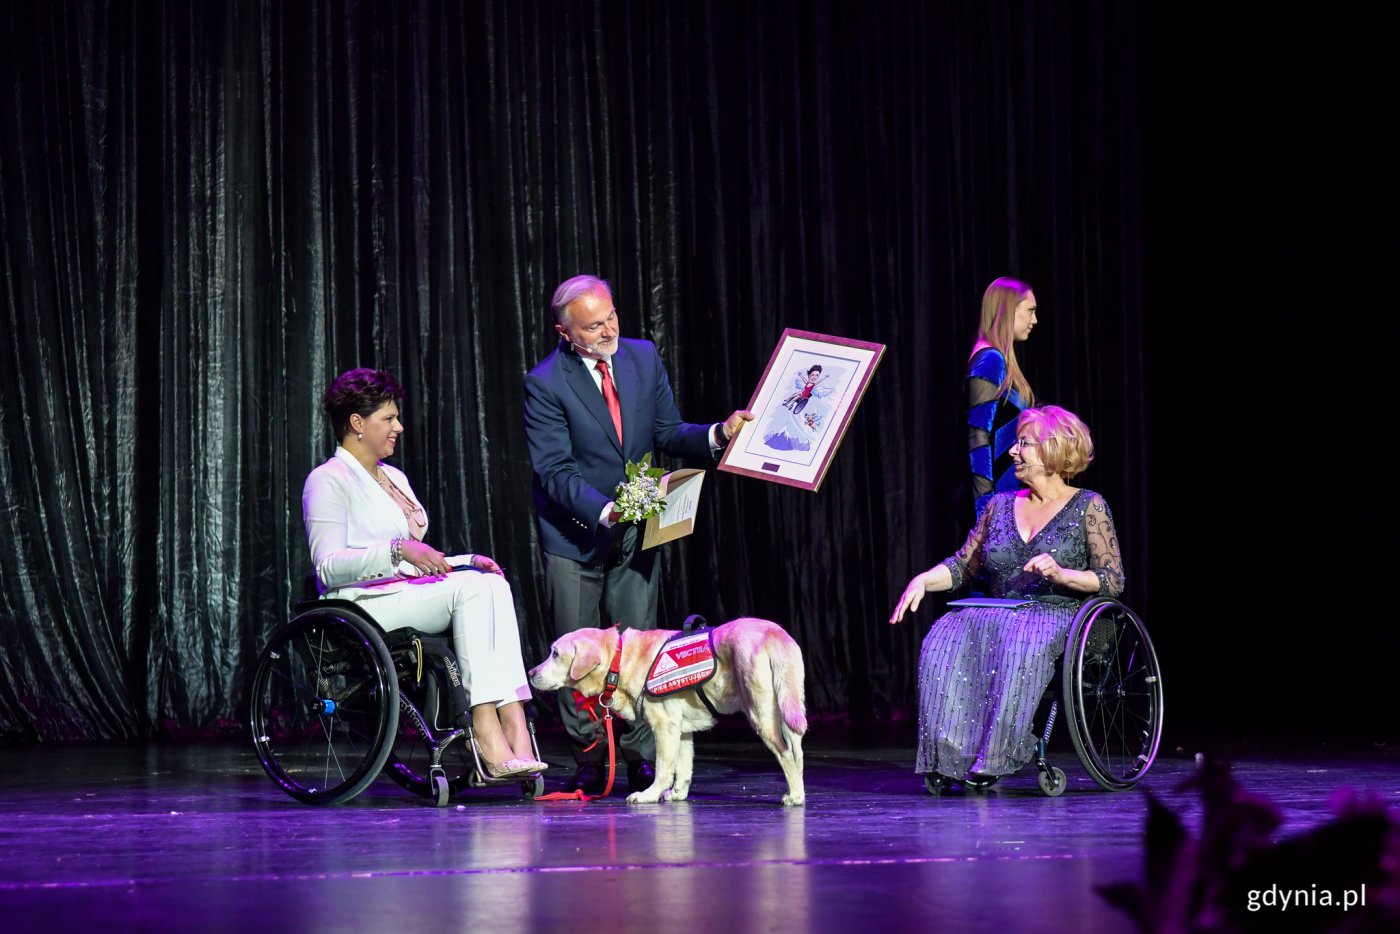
[1, 0, 1147, 740]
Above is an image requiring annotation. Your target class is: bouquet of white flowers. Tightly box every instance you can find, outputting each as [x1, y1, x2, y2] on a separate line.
[613, 454, 668, 523]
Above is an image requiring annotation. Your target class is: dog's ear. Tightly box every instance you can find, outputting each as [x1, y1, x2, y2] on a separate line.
[568, 638, 605, 683]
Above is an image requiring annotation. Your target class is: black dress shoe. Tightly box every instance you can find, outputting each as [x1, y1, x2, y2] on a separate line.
[567, 762, 607, 796]
[626, 759, 656, 794]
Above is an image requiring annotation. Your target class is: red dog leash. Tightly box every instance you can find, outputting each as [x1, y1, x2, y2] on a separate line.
[536, 627, 625, 803]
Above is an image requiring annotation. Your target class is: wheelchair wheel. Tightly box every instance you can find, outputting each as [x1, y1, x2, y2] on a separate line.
[1037, 766, 1067, 797]
[923, 774, 952, 796]
[1061, 597, 1164, 791]
[383, 667, 476, 802]
[249, 608, 399, 804]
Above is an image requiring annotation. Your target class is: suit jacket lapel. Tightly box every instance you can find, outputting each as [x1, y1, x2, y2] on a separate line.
[613, 345, 640, 458]
[333, 446, 409, 537]
[563, 348, 623, 454]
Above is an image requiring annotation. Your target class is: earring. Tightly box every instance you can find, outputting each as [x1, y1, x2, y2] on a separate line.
[356, 431, 363, 441]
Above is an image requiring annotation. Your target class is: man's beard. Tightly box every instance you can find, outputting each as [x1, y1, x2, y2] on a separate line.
[575, 336, 616, 359]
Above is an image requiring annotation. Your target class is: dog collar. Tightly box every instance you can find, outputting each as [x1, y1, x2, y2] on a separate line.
[598, 627, 625, 710]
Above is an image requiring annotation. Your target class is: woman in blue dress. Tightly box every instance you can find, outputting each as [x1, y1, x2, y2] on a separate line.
[892, 405, 1124, 783]
[967, 278, 1038, 518]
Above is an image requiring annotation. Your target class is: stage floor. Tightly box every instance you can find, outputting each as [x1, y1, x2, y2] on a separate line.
[1, 732, 1395, 932]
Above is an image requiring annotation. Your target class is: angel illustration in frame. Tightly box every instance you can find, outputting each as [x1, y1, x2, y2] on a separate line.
[719, 329, 885, 491]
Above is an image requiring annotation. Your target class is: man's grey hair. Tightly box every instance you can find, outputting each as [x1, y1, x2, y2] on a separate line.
[550, 275, 612, 326]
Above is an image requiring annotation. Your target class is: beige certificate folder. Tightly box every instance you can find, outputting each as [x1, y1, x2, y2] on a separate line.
[642, 469, 706, 549]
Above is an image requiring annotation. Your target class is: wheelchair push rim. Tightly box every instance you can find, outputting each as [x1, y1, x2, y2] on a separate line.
[1062, 597, 1164, 791]
[249, 609, 399, 805]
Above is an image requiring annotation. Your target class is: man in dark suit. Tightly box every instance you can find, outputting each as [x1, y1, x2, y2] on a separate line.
[524, 274, 751, 795]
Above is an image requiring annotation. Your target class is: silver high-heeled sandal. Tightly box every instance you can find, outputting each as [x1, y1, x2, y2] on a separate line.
[482, 758, 538, 781]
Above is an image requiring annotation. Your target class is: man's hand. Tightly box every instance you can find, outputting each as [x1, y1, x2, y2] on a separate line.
[721, 409, 755, 442]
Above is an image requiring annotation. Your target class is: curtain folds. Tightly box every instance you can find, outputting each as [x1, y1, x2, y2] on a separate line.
[1, 0, 1145, 740]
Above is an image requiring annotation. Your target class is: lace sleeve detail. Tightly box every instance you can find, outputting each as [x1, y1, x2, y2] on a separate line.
[940, 497, 994, 590]
[1084, 493, 1125, 597]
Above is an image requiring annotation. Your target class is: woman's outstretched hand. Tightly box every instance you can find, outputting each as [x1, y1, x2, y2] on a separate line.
[890, 571, 933, 625]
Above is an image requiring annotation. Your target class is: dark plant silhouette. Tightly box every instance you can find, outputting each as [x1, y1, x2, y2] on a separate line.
[1099, 757, 1400, 933]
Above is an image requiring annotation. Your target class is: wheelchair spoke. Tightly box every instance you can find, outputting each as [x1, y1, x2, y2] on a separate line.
[262, 658, 315, 705]
[319, 719, 346, 785]
[1092, 703, 1135, 777]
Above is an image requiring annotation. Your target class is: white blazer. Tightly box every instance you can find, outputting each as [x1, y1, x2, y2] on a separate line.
[302, 446, 431, 598]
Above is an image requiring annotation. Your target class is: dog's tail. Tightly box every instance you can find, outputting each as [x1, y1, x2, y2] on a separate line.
[770, 634, 807, 745]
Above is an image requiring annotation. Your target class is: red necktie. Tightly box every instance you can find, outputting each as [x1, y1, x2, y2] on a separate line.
[596, 360, 623, 445]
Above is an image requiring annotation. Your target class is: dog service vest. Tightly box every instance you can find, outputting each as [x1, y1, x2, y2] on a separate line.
[644, 629, 717, 698]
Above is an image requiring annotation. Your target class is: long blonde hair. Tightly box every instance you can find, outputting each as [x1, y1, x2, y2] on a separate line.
[977, 277, 1035, 405]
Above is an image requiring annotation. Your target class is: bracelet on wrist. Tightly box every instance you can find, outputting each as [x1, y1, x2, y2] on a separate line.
[389, 536, 404, 566]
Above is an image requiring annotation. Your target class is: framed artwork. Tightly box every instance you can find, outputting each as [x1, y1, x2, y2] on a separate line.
[718, 329, 885, 492]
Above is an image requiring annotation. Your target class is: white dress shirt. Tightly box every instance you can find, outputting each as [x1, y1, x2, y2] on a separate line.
[581, 355, 725, 527]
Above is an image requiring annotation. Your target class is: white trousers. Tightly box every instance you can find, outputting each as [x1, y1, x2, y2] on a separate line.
[351, 570, 530, 707]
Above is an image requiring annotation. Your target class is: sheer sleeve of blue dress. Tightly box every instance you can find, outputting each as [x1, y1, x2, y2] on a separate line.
[966, 350, 1005, 506]
[967, 349, 1027, 518]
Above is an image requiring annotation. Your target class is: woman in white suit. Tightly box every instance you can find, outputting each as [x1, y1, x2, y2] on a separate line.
[303, 368, 544, 779]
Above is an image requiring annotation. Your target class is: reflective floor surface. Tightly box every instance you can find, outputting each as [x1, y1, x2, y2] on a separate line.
[2, 732, 1396, 932]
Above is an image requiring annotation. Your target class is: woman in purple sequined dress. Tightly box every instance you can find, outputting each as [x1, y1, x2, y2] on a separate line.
[890, 405, 1124, 782]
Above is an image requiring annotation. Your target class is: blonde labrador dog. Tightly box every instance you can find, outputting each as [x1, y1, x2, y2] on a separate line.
[529, 618, 807, 806]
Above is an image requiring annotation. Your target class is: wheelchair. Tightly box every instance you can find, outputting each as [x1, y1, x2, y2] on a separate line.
[924, 596, 1164, 797]
[249, 587, 546, 806]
